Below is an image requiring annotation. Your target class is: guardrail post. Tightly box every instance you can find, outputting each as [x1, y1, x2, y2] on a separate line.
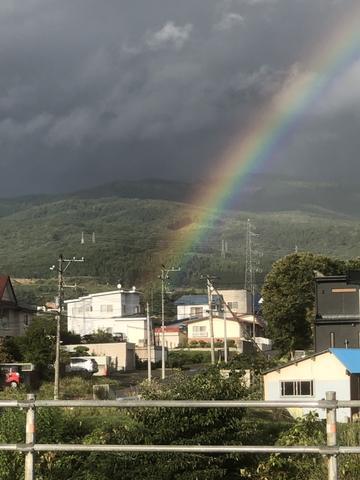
[25, 394, 35, 480]
[326, 391, 338, 480]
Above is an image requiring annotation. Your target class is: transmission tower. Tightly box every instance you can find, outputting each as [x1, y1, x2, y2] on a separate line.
[244, 219, 263, 338]
[244, 219, 254, 292]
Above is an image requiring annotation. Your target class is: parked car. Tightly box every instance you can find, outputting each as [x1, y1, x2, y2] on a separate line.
[67, 358, 99, 375]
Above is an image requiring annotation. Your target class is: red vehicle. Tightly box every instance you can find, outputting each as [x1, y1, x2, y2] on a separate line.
[1, 366, 21, 388]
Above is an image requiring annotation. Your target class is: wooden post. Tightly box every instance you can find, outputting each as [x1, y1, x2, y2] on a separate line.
[24, 393, 35, 480]
[326, 391, 338, 480]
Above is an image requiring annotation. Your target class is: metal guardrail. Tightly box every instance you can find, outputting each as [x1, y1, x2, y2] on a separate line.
[0, 391, 357, 480]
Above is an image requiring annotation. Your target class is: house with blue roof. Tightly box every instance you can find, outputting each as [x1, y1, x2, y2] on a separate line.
[263, 348, 360, 422]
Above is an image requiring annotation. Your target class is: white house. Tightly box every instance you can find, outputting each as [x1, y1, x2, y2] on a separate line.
[175, 290, 252, 321]
[65, 287, 149, 346]
[174, 295, 221, 320]
[186, 314, 266, 346]
[263, 348, 360, 423]
[0, 275, 35, 337]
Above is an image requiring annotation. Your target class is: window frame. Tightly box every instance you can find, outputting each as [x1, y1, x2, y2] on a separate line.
[192, 325, 208, 337]
[280, 380, 314, 397]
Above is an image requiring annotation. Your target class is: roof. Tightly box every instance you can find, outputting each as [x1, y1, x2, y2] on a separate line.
[329, 348, 360, 374]
[154, 326, 181, 333]
[65, 288, 140, 304]
[174, 294, 221, 306]
[0, 275, 17, 306]
[264, 348, 360, 375]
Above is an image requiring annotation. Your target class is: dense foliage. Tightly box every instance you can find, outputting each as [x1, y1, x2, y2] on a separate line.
[0, 371, 359, 479]
[261, 252, 350, 356]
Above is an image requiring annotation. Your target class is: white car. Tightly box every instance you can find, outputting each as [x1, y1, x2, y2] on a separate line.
[68, 358, 99, 374]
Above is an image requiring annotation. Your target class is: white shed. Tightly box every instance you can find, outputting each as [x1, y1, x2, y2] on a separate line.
[263, 348, 360, 423]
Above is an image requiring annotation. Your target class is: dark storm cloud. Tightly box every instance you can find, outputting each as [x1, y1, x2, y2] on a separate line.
[0, 0, 359, 195]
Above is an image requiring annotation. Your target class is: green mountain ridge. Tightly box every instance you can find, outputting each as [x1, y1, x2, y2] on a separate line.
[2, 175, 360, 218]
[0, 177, 359, 305]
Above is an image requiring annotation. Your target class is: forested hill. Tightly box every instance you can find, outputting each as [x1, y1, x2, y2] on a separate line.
[1, 175, 360, 296]
[65, 176, 360, 217]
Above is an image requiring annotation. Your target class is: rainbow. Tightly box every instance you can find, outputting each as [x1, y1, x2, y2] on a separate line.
[166, 4, 360, 265]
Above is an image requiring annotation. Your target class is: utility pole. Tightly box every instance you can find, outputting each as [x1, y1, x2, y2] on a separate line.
[223, 307, 228, 363]
[206, 276, 216, 365]
[244, 219, 253, 292]
[52, 254, 84, 400]
[221, 237, 229, 259]
[146, 302, 151, 382]
[159, 265, 180, 380]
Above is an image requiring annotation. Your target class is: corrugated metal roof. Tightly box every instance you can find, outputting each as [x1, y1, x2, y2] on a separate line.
[329, 348, 360, 373]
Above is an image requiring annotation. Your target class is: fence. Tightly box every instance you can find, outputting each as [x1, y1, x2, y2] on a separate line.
[1, 391, 359, 480]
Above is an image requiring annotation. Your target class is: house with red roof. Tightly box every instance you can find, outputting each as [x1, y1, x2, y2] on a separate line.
[0, 275, 35, 337]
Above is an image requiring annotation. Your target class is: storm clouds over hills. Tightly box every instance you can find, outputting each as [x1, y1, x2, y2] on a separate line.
[0, 0, 359, 196]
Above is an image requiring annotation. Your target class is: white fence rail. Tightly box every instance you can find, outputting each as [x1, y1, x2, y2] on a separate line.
[0, 391, 358, 480]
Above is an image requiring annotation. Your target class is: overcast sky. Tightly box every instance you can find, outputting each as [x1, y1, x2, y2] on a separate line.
[0, 0, 359, 196]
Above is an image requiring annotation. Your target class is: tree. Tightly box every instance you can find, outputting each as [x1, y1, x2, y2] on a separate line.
[0, 337, 19, 363]
[262, 252, 345, 356]
[256, 412, 326, 480]
[14, 316, 56, 376]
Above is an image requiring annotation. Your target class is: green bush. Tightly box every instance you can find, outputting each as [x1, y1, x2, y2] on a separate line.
[167, 350, 211, 368]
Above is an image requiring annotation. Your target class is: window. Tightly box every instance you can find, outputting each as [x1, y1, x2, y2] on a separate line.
[0, 310, 9, 329]
[73, 306, 84, 315]
[190, 307, 203, 317]
[281, 380, 314, 397]
[192, 326, 208, 337]
[228, 302, 238, 310]
[24, 314, 29, 326]
[100, 305, 113, 313]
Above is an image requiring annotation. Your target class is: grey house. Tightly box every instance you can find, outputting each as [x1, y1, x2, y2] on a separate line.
[0, 275, 35, 337]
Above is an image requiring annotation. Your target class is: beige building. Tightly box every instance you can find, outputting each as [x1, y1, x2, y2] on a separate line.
[135, 345, 166, 364]
[65, 342, 136, 371]
[218, 289, 252, 317]
[154, 326, 187, 349]
[0, 275, 34, 337]
[263, 348, 360, 423]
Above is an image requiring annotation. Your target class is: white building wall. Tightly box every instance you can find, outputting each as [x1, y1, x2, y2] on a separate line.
[264, 352, 351, 422]
[66, 289, 142, 338]
[177, 303, 208, 320]
[113, 319, 147, 345]
[218, 289, 251, 315]
[188, 317, 242, 340]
